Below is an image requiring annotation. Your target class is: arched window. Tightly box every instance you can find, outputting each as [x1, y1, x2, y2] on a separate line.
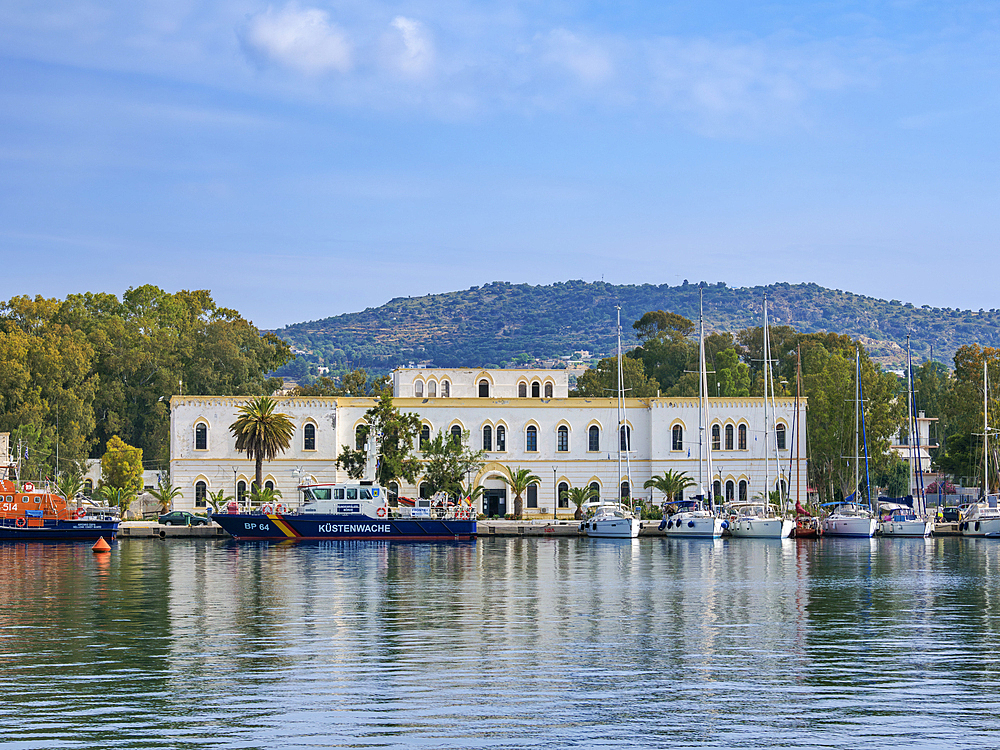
[588, 425, 600, 452]
[558, 481, 569, 508]
[237, 481, 248, 502]
[531, 381, 540, 398]
[415, 380, 424, 397]
[195, 481, 207, 507]
[83, 479, 93, 496]
[672, 425, 683, 451]
[479, 379, 490, 397]
[620, 481, 630, 499]
[496, 425, 506, 451]
[738, 424, 747, 450]
[739, 480, 748, 502]
[195, 423, 208, 451]
[388, 482, 399, 503]
[483, 425, 492, 451]
[544, 382, 553, 398]
[355, 425, 368, 451]
[589, 481, 601, 499]
[712, 424, 721, 450]
[620, 425, 631, 451]
[713, 480, 721, 499]
[725, 424, 734, 450]
[779, 479, 788, 497]
[726, 480, 735, 501]
[518, 382, 527, 398]
[419, 483, 431, 499]
[303, 423, 316, 451]
[420, 425, 430, 450]
[428, 381, 437, 398]
[441, 381, 450, 398]
[557, 425, 569, 452]
[527, 483, 538, 508]
[450, 425, 462, 446]
[526, 425, 538, 452]
[265, 480, 274, 491]
[776, 424, 787, 450]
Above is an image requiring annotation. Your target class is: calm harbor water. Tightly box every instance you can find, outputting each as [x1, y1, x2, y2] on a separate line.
[2, 536, 1000, 749]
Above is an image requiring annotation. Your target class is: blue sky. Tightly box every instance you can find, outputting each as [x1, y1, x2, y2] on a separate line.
[2, 1, 999, 329]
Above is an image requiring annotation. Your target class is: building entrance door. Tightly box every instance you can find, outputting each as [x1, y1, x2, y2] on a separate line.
[483, 489, 507, 518]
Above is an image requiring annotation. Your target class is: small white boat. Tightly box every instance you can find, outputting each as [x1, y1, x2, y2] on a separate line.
[582, 502, 641, 538]
[822, 501, 877, 537]
[729, 502, 795, 539]
[878, 502, 932, 537]
[961, 498, 1000, 537]
[661, 499, 725, 538]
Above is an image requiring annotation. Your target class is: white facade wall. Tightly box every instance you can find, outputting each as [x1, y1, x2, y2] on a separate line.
[169, 390, 807, 515]
[392, 368, 569, 399]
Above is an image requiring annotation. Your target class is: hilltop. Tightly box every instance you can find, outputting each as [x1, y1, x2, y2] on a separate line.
[273, 280, 1000, 377]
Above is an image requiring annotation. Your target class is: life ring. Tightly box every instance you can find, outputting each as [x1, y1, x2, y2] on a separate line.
[74, 508, 85, 520]
[275, 503, 288, 515]
[23, 482, 34, 492]
[376, 507, 386, 518]
[15, 518, 25, 527]
[260, 503, 273, 514]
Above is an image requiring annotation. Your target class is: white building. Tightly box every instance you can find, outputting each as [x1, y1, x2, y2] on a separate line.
[169, 368, 807, 516]
[888, 410, 938, 495]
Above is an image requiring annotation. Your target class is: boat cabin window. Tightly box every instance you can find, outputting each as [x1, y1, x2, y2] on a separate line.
[346, 488, 358, 499]
[331, 488, 343, 499]
[359, 488, 372, 499]
[310, 488, 332, 500]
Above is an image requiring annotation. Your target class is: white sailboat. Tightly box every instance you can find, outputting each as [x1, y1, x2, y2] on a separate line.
[961, 359, 1000, 537]
[880, 337, 932, 537]
[730, 294, 794, 539]
[822, 347, 878, 538]
[584, 306, 641, 539]
[661, 288, 725, 539]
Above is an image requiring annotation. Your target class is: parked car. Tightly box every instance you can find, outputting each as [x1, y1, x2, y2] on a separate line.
[157, 510, 209, 526]
[940, 507, 960, 523]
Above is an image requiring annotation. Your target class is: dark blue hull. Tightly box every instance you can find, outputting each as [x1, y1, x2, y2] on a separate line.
[0, 518, 119, 541]
[213, 512, 476, 541]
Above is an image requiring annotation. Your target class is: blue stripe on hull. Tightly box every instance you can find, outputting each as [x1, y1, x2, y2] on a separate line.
[213, 513, 476, 541]
[0, 520, 119, 542]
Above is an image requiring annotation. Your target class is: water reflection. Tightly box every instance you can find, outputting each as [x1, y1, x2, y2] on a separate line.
[4, 537, 1000, 748]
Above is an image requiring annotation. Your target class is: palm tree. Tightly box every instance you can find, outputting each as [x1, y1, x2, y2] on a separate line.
[561, 485, 598, 520]
[229, 396, 294, 492]
[250, 485, 283, 508]
[99, 486, 136, 518]
[56, 473, 85, 505]
[208, 488, 234, 512]
[149, 477, 182, 513]
[500, 465, 540, 519]
[644, 470, 696, 505]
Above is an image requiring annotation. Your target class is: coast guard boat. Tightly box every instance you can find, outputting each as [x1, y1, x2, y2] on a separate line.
[0, 464, 119, 541]
[212, 481, 476, 541]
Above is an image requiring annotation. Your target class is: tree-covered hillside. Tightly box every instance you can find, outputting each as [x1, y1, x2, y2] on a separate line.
[274, 280, 1000, 378]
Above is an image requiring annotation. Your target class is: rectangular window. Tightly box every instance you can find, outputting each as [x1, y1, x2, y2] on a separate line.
[589, 427, 599, 452]
[527, 484, 538, 508]
[346, 488, 357, 499]
[483, 426, 492, 451]
[497, 427, 506, 451]
[526, 428, 537, 452]
[334, 488, 344, 499]
[557, 428, 569, 452]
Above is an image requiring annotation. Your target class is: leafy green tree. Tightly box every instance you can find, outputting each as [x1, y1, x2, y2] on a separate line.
[99, 485, 136, 517]
[874, 453, 910, 497]
[101, 435, 144, 496]
[295, 369, 391, 397]
[713, 347, 751, 397]
[573, 356, 660, 398]
[561, 485, 598, 519]
[500, 465, 540, 519]
[420, 430, 485, 498]
[56, 471, 85, 504]
[229, 397, 294, 492]
[336, 393, 422, 486]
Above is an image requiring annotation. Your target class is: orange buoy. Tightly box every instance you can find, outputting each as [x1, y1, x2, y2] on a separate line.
[92, 537, 111, 553]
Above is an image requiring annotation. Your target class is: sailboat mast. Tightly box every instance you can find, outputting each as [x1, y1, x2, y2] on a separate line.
[698, 288, 713, 507]
[855, 346, 861, 503]
[616, 306, 625, 507]
[985, 359, 989, 499]
[763, 295, 771, 507]
[906, 337, 915, 500]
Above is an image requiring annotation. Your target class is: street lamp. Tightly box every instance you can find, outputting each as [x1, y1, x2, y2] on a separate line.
[553, 466, 558, 522]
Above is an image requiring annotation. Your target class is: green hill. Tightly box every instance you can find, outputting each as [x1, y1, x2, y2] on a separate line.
[273, 280, 1000, 377]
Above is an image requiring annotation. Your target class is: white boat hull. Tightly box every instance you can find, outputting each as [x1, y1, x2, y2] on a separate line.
[961, 518, 1000, 537]
[822, 516, 877, 537]
[663, 514, 724, 538]
[730, 517, 795, 539]
[585, 518, 640, 538]
[879, 520, 932, 537]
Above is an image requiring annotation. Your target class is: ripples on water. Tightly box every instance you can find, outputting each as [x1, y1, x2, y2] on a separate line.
[2, 537, 1000, 749]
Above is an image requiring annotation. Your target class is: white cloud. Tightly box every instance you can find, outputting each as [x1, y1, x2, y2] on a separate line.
[242, 4, 352, 75]
[388, 16, 434, 78]
[541, 28, 613, 85]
